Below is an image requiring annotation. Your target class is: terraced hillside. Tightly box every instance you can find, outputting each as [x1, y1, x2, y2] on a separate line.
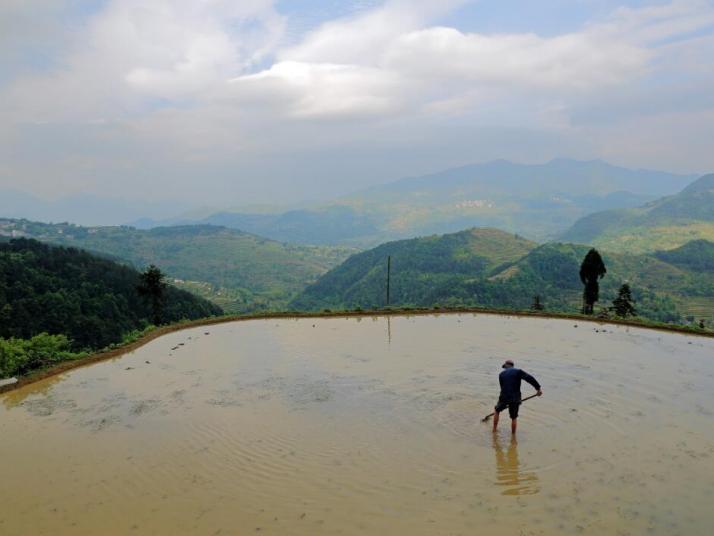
[562, 173, 714, 253]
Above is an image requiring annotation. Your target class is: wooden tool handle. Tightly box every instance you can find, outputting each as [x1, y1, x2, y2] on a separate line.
[481, 392, 540, 422]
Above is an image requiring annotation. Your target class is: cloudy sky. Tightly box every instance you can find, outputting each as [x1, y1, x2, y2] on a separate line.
[2, 0, 713, 211]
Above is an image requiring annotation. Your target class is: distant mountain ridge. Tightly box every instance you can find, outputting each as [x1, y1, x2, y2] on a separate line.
[135, 159, 695, 246]
[0, 189, 194, 227]
[561, 173, 714, 252]
[363, 158, 692, 198]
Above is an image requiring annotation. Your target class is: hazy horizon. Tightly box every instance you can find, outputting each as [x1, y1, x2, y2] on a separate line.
[2, 0, 714, 210]
[0, 156, 699, 226]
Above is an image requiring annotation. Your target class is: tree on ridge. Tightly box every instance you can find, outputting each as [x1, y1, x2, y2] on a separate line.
[611, 283, 636, 318]
[137, 265, 167, 325]
[531, 295, 545, 311]
[579, 249, 606, 315]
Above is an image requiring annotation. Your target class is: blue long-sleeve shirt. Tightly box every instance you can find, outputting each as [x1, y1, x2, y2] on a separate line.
[499, 367, 540, 402]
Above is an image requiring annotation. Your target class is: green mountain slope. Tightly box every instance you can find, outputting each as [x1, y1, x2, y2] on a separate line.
[654, 239, 714, 271]
[0, 238, 222, 352]
[292, 229, 714, 323]
[197, 206, 380, 246]
[561, 173, 714, 252]
[490, 243, 691, 321]
[0, 219, 353, 312]
[290, 228, 536, 310]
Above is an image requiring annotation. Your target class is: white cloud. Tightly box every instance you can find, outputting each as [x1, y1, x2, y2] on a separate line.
[384, 27, 649, 90]
[228, 0, 712, 120]
[604, 0, 714, 43]
[230, 61, 405, 119]
[278, 0, 469, 64]
[3, 0, 284, 122]
[6, 0, 712, 122]
[1, 0, 713, 205]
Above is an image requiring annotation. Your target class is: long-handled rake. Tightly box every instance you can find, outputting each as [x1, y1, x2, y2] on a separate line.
[481, 393, 540, 423]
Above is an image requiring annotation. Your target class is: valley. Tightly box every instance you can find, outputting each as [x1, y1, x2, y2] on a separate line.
[0, 219, 354, 313]
[3, 165, 714, 383]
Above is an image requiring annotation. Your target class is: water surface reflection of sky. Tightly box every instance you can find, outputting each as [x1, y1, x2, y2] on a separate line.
[493, 434, 540, 496]
[1, 314, 713, 535]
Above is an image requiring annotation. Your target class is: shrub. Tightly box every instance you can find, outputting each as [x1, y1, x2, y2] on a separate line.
[0, 333, 76, 378]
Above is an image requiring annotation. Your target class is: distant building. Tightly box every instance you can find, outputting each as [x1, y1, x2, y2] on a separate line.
[454, 199, 495, 210]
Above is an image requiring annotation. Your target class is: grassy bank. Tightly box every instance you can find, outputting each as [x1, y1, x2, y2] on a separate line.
[1, 306, 712, 395]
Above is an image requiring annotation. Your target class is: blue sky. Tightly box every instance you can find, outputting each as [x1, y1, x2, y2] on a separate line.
[283, 1, 672, 39]
[1, 0, 713, 212]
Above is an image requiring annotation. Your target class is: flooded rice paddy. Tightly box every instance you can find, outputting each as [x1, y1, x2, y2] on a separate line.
[1, 313, 713, 535]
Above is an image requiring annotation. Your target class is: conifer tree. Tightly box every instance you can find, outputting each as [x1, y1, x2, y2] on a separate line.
[531, 295, 545, 311]
[579, 249, 607, 314]
[612, 283, 636, 318]
[137, 265, 167, 325]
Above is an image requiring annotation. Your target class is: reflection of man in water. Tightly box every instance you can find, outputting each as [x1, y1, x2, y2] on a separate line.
[493, 435, 539, 496]
[492, 359, 542, 434]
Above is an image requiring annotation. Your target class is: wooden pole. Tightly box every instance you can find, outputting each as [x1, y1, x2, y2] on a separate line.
[481, 393, 540, 422]
[386, 255, 391, 306]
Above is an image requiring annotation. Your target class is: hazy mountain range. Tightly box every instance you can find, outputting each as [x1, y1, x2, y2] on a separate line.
[4, 163, 714, 321]
[133, 159, 695, 246]
[0, 190, 195, 227]
[3, 159, 712, 322]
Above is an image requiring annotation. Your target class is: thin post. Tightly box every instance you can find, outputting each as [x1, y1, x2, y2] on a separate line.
[386, 255, 391, 306]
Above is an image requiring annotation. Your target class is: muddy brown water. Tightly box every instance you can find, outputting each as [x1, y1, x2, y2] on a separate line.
[1, 314, 713, 535]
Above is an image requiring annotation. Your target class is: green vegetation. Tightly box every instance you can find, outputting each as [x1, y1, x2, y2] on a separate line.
[654, 239, 714, 272]
[612, 284, 637, 318]
[531, 295, 544, 311]
[0, 219, 354, 312]
[199, 205, 380, 246]
[137, 265, 167, 325]
[292, 229, 714, 324]
[168, 280, 261, 314]
[0, 333, 79, 379]
[562, 173, 714, 253]
[0, 238, 222, 377]
[291, 228, 535, 310]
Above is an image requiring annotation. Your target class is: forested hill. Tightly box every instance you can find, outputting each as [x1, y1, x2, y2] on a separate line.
[654, 239, 714, 271]
[0, 219, 353, 312]
[291, 229, 714, 324]
[290, 228, 535, 311]
[0, 238, 222, 351]
[560, 173, 714, 253]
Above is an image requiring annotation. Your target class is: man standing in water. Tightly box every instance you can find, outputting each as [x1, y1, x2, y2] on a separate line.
[493, 359, 542, 434]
